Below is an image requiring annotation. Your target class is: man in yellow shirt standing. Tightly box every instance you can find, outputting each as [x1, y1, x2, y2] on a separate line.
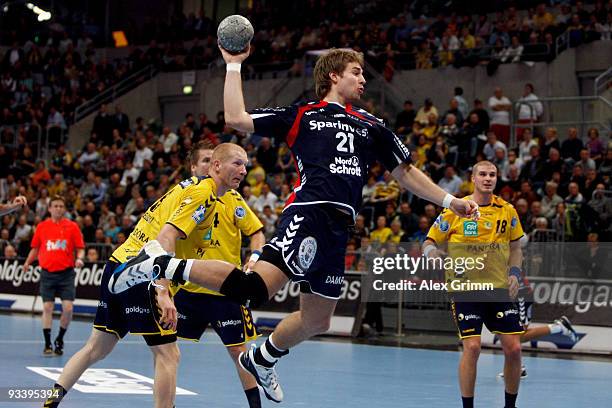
[172, 141, 266, 407]
[423, 160, 525, 408]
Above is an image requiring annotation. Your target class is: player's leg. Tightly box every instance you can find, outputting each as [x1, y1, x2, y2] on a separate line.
[499, 334, 522, 408]
[270, 292, 337, 349]
[226, 345, 261, 408]
[54, 299, 73, 355]
[148, 339, 180, 408]
[458, 336, 481, 408]
[42, 300, 54, 355]
[109, 239, 288, 308]
[43, 329, 119, 407]
[520, 317, 577, 343]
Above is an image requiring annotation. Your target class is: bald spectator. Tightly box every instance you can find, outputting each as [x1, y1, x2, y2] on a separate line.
[77, 143, 100, 167]
[4, 243, 18, 259]
[483, 130, 507, 161]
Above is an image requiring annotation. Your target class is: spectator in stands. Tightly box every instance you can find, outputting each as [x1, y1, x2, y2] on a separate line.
[4, 243, 18, 259]
[483, 130, 507, 161]
[410, 216, 431, 243]
[541, 181, 564, 219]
[500, 36, 524, 63]
[488, 87, 512, 146]
[441, 98, 464, 126]
[254, 183, 278, 213]
[415, 98, 438, 125]
[541, 127, 561, 159]
[544, 148, 565, 181]
[565, 182, 585, 204]
[133, 136, 153, 170]
[256, 137, 278, 174]
[77, 143, 100, 168]
[560, 127, 583, 162]
[466, 100, 488, 132]
[438, 165, 462, 195]
[520, 145, 547, 188]
[516, 83, 543, 140]
[370, 215, 392, 245]
[260, 205, 278, 240]
[586, 127, 605, 161]
[85, 247, 99, 263]
[578, 148, 597, 171]
[31, 160, 52, 187]
[599, 148, 612, 179]
[533, 3, 555, 32]
[583, 168, 604, 201]
[395, 100, 416, 136]
[453, 87, 469, 120]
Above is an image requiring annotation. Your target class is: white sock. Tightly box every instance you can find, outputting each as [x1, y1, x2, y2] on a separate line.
[268, 333, 286, 353]
[163, 258, 194, 281]
[548, 323, 562, 334]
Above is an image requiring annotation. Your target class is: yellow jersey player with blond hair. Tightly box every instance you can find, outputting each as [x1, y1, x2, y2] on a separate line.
[171, 141, 265, 408]
[423, 161, 525, 408]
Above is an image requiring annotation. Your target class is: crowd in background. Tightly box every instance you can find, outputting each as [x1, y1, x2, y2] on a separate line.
[1, 0, 611, 149]
[0, 80, 610, 271]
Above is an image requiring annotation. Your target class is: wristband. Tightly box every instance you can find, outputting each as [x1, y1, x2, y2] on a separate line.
[226, 63, 241, 72]
[508, 266, 522, 280]
[423, 245, 436, 258]
[249, 250, 261, 263]
[442, 193, 454, 209]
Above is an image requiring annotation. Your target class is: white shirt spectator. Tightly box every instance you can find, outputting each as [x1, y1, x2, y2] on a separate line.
[121, 166, 141, 186]
[519, 139, 538, 162]
[438, 175, 462, 195]
[488, 96, 512, 125]
[78, 150, 100, 166]
[517, 92, 543, 120]
[454, 95, 469, 119]
[483, 140, 508, 161]
[254, 191, 279, 213]
[13, 223, 32, 245]
[47, 110, 67, 129]
[133, 146, 153, 169]
[159, 131, 179, 153]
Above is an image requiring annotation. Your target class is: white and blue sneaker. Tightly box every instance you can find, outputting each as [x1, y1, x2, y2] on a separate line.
[239, 344, 283, 403]
[556, 316, 578, 343]
[108, 240, 170, 294]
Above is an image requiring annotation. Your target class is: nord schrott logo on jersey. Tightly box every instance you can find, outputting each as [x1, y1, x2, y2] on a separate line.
[329, 155, 361, 176]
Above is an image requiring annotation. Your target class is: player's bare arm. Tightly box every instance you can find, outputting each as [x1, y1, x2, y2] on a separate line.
[219, 45, 255, 133]
[391, 163, 478, 218]
[422, 238, 447, 259]
[244, 230, 265, 272]
[153, 223, 185, 330]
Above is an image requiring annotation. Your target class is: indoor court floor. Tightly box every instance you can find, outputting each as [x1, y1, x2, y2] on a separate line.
[0, 313, 610, 407]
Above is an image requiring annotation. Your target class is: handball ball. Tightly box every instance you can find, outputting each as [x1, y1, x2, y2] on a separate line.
[217, 15, 254, 54]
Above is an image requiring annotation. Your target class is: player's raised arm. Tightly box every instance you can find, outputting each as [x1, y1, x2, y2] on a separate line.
[391, 163, 478, 218]
[219, 45, 255, 133]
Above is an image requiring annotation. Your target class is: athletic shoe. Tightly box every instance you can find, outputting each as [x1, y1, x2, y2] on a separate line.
[498, 365, 527, 379]
[54, 339, 63, 356]
[108, 240, 170, 294]
[43, 345, 54, 356]
[556, 316, 578, 343]
[239, 344, 283, 403]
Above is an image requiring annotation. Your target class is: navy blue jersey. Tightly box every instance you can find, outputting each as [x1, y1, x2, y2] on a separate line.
[250, 101, 411, 219]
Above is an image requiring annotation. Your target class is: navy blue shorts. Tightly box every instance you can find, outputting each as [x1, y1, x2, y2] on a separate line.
[94, 261, 176, 345]
[40, 268, 76, 302]
[260, 205, 350, 299]
[174, 290, 258, 345]
[450, 297, 525, 339]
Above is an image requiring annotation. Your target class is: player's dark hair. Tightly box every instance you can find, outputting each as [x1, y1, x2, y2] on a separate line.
[314, 49, 364, 99]
[49, 195, 66, 205]
[188, 140, 215, 167]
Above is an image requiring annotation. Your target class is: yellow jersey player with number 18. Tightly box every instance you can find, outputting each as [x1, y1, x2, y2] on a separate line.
[423, 161, 525, 408]
[172, 141, 266, 408]
[43, 143, 248, 408]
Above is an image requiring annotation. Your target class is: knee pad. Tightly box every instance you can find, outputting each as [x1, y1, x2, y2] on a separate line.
[219, 268, 269, 308]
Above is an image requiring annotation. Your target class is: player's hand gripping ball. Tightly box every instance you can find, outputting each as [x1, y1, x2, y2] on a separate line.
[217, 15, 254, 54]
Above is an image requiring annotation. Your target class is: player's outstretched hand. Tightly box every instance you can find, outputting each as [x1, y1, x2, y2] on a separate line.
[13, 196, 27, 207]
[449, 198, 479, 219]
[219, 43, 251, 64]
[508, 275, 519, 299]
[157, 290, 178, 331]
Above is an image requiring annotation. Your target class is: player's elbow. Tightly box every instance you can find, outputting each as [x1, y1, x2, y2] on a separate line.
[225, 113, 250, 132]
